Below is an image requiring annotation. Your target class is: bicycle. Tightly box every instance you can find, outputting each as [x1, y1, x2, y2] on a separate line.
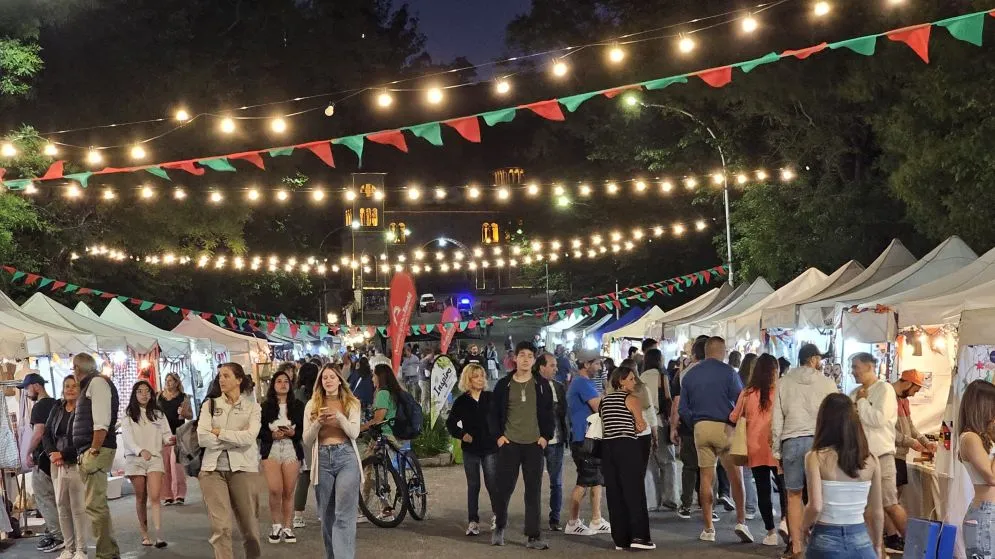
[358, 423, 428, 525]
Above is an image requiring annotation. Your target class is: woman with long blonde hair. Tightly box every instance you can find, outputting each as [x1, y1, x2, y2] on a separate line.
[303, 364, 363, 559]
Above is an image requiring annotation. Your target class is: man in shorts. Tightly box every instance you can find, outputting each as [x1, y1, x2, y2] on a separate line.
[678, 337, 752, 544]
[564, 349, 611, 536]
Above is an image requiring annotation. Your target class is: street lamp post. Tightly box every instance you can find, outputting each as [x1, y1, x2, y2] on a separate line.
[639, 102, 735, 287]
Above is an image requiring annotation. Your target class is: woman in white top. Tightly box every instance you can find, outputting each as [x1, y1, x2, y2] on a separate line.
[957, 379, 995, 558]
[198, 363, 263, 559]
[121, 380, 175, 548]
[303, 364, 363, 559]
[802, 393, 883, 559]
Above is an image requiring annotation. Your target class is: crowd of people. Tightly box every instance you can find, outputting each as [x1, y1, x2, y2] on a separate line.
[17, 332, 995, 559]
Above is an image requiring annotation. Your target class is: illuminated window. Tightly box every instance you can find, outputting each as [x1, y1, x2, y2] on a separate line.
[360, 207, 378, 227]
[482, 222, 500, 244]
[345, 209, 353, 226]
[359, 183, 376, 198]
[389, 222, 407, 244]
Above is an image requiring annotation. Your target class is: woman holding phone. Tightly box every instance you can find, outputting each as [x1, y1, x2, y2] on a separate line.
[259, 370, 305, 544]
[304, 364, 363, 559]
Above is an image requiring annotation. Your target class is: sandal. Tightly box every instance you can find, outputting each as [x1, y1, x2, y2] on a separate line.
[154, 540, 168, 549]
[142, 537, 154, 547]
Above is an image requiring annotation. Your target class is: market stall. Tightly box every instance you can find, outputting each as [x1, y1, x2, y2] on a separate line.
[604, 306, 665, 361]
[723, 267, 828, 353]
[675, 277, 773, 350]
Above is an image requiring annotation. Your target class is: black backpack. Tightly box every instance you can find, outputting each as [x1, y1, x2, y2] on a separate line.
[391, 390, 424, 440]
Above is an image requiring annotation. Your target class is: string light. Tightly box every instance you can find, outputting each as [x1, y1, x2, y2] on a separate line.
[742, 15, 759, 33]
[497, 188, 510, 201]
[174, 188, 187, 200]
[140, 186, 154, 200]
[174, 109, 191, 122]
[66, 185, 82, 199]
[324, 103, 336, 117]
[711, 173, 725, 185]
[696, 220, 708, 231]
[270, 118, 287, 133]
[102, 189, 116, 201]
[527, 183, 540, 196]
[468, 186, 481, 199]
[434, 187, 447, 200]
[781, 168, 796, 181]
[376, 90, 393, 108]
[0, 143, 15, 158]
[345, 190, 356, 201]
[608, 45, 626, 64]
[407, 187, 421, 201]
[373, 189, 385, 201]
[684, 177, 698, 190]
[247, 188, 260, 201]
[661, 180, 674, 193]
[756, 170, 768, 181]
[736, 173, 748, 185]
[553, 185, 565, 196]
[579, 184, 592, 196]
[552, 60, 569, 77]
[674, 223, 686, 235]
[130, 145, 147, 160]
[276, 190, 289, 202]
[312, 189, 326, 202]
[635, 180, 647, 193]
[607, 182, 619, 195]
[678, 35, 696, 54]
[86, 149, 103, 165]
[220, 118, 236, 134]
[813, 1, 831, 17]
[210, 191, 223, 203]
[43, 143, 58, 157]
[557, 195, 570, 207]
[495, 78, 512, 95]
[426, 87, 444, 105]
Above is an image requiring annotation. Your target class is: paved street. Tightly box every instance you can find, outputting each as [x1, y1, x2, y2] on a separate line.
[3, 458, 783, 558]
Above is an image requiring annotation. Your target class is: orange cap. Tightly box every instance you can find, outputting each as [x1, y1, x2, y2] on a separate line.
[900, 369, 925, 387]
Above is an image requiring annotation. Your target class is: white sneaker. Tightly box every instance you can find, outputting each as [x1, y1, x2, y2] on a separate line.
[735, 523, 755, 543]
[282, 528, 297, 543]
[72, 551, 87, 559]
[268, 524, 282, 544]
[466, 522, 480, 536]
[699, 528, 716, 542]
[779, 518, 789, 542]
[763, 533, 780, 546]
[490, 516, 497, 532]
[589, 518, 612, 534]
[564, 520, 596, 536]
[57, 551, 73, 559]
[745, 511, 758, 520]
[293, 516, 306, 529]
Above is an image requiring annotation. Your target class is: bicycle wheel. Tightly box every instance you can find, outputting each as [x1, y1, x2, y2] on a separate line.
[359, 455, 408, 528]
[401, 452, 428, 521]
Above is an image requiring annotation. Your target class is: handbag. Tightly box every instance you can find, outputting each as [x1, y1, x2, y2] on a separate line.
[905, 517, 956, 559]
[582, 412, 603, 456]
[730, 416, 749, 467]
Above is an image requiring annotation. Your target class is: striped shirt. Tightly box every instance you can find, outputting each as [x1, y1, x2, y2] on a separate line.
[600, 391, 636, 440]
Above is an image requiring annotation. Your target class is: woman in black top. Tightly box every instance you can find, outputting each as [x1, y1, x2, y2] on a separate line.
[600, 366, 655, 551]
[258, 370, 305, 543]
[446, 363, 499, 537]
[42, 376, 86, 557]
[157, 372, 192, 505]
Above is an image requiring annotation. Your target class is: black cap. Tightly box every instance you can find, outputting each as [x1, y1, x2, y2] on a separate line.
[16, 373, 47, 389]
[798, 343, 827, 365]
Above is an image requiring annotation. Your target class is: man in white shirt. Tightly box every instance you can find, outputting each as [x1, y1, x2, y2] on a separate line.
[850, 352, 906, 552]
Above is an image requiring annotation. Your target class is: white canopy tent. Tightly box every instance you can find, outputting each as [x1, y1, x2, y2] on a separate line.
[22, 293, 159, 354]
[0, 290, 99, 355]
[93, 299, 199, 358]
[603, 306, 666, 340]
[762, 261, 865, 330]
[644, 284, 732, 340]
[172, 314, 268, 371]
[893, 276, 995, 332]
[841, 236, 978, 343]
[797, 239, 918, 329]
[0, 317, 52, 357]
[725, 268, 828, 342]
[661, 283, 744, 342]
[677, 277, 774, 340]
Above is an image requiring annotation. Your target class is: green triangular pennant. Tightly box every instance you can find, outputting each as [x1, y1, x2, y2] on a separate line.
[458, 321, 470, 331]
[736, 52, 781, 73]
[215, 315, 226, 326]
[645, 291, 655, 299]
[424, 324, 435, 333]
[621, 299, 631, 308]
[115, 296, 129, 303]
[558, 92, 600, 113]
[829, 35, 877, 56]
[3, 179, 32, 191]
[333, 136, 365, 162]
[684, 276, 693, 287]
[168, 306, 180, 313]
[66, 172, 93, 188]
[407, 122, 443, 146]
[237, 318, 247, 327]
[139, 301, 154, 311]
[635, 294, 646, 302]
[64, 284, 79, 293]
[642, 75, 689, 90]
[937, 12, 985, 47]
[268, 147, 295, 157]
[10, 271, 25, 281]
[377, 327, 387, 337]
[319, 325, 329, 337]
[91, 289, 104, 296]
[557, 310, 567, 320]
[198, 158, 236, 172]
[38, 277, 53, 288]
[145, 167, 170, 180]
[481, 108, 517, 127]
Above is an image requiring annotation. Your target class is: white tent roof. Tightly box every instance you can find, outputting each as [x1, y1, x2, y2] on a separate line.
[604, 306, 666, 340]
[645, 285, 729, 340]
[664, 283, 746, 340]
[866, 244, 995, 310]
[22, 293, 159, 354]
[725, 268, 828, 341]
[680, 278, 774, 338]
[762, 261, 865, 330]
[0, 290, 98, 355]
[544, 311, 587, 335]
[797, 239, 918, 328]
[93, 299, 195, 358]
[893, 275, 995, 329]
[841, 236, 978, 342]
[172, 314, 268, 357]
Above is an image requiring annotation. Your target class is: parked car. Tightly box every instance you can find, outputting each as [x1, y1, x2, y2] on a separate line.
[419, 293, 437, 312]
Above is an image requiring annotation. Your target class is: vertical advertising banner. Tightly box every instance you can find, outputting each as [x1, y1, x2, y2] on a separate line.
[389, 272, 416, 373]
[439, 305, 461, 355]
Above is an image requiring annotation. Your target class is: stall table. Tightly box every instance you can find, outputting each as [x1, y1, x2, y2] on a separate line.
[902, 460, 950, 521]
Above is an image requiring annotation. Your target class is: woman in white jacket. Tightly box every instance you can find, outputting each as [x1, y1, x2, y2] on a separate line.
[121, 380, 175, 548]
[198, 363, 263, 559]
[303, 364, 363, 559]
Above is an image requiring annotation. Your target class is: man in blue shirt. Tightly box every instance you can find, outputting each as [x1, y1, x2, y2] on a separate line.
[678, 336, 753, 545]
[554, 345, 571, 384]
[563, 349, 611, 537]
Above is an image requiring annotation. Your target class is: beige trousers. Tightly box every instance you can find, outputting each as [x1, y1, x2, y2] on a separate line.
[54, 464, 88, 553]
[79, 447, 120, 559]
[199, 470, 262, 559]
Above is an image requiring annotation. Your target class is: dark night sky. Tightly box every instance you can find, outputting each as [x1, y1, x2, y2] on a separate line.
[407, 0, 532, 66]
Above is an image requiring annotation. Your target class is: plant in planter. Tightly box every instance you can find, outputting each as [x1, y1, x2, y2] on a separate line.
[411, 417, 451, 459]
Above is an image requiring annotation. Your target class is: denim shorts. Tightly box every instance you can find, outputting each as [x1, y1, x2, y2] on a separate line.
[806, 523, 877, 559]
[964, 501, 994, 559]
[781, 436, 814, 492]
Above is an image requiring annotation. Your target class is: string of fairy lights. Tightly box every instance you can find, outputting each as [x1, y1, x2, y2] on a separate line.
[13, 166, 799, 207]
[76, 219, 710, 277]
[0, 0, 891, 165]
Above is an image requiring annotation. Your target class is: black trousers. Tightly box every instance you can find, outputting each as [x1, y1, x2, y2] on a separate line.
[752, 466, 787, 531]
[717, 463, 730, 498]
[494, 442, 543, 538]
[638, 434, 652, 470]
[602, 437, 651, 548]
[678, 432, 700, 508]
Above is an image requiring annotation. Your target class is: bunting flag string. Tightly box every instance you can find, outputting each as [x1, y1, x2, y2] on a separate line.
[0, 263, 725, 338]
[3, 11, 992, 190]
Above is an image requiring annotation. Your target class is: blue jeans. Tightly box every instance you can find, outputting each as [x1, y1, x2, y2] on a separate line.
[964, 501, 995, 559]
[315, 444, 360, 559]
[742, 466, 758, 516]
[462, 451, 498, 523]
[781, 436, 814, 492]
[544, 443, 565, 524]
[806, 524, 877, 559]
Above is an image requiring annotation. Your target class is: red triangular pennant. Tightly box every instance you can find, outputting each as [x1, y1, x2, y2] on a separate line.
[302, 141, 335, 167]
[229, 151, 266, 170]
[180, 308, 191, 318]
[162, 160, 206, 176]
[520, 100, 565, 121]
[887, 24, 931, 63]
[130, 298, 143, 305]
[24, 273, 40, 285]
[41, 161, 65, 180]
[703, 270, 711, 283]
[100, 292, 115, 299]
[267, 322, 277, 334]
[151, 303, 166, 311]
[51, 281, 67, 291]
[602, 84, 641, 99]
[1, 265, 13, 274]
[77, 287, 92, 295]
[695, 66, 733, 88]
[444, 117, 481, 143]
[782, 42, 828, 59]
[226, 316, 236, 329]
[289, 323, 299, 338]
[367, 130, 408, 152]
[200, 312, 213, 320]
[467, 320, 479, 329]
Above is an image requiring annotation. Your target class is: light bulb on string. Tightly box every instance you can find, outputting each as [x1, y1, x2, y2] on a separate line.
[376, 90, 393, 108]
[781, 168, 796, 181]
[673, 223, 686, 236]
[527, 183, 540, 196]
[324, 103, 335, 117]
[407, 187, 421, 201]
[130, 145, 146, 160]
[684, 177, 698, 190]
[86, 148, 103, 166]
[0, 143, 16, 158]
[497, 188, 510, 201]
[736, 173, 749, 185]
[468, 186, 481, 199]
[608, 44, 626, 64]
[426, 87, 444, 105]
[579, 184, 592, 197]
[742, 15, 759, 33]
[553, 185, 565, 196]
[551, 59, 569, 78]
[175, 109, 191, 122]
[607, 182, 619, 195]
[66, 185, 82, 199]
[141, 186, 154, 200]
[661, 180, 674, 193]
[270, 118, 287, 134]
[678, 35, 696, 54]
[312, 189, 326, 202]
[210, 191, 223, 204]
[756, 170, 768, 181]
[813, 1, 831, 17]
[495, 79, 511, 95]
[635, 180, 647, 193]
[43, 143, 58, 157]
[373, 189, 385, 201]
[247, 189, 260, 201]
[696, 220, 708, 231]
[345, 190, 356, 201]
[220, 117, 236, 134]
[174, 188, 187, 200]
[102, 189, 116, 201]
[434, 187, 447, 200]
[623, 94, 639, 107]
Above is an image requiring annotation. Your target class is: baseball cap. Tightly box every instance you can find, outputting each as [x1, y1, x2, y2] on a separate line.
[900, 369, 925, 387]
[16, 372, 47, 389]
[575, 349, 602, 363]
[798, 343, 827, 365]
